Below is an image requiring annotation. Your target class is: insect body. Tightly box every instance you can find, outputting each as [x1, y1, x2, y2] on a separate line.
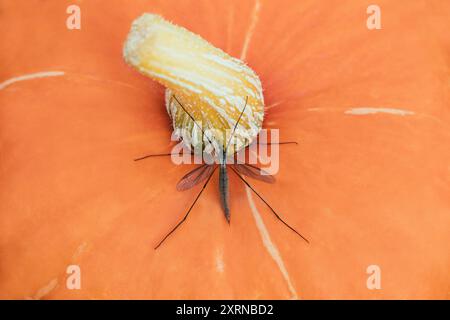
[219, 162, 230, 223]
[135, 96, 309, 249]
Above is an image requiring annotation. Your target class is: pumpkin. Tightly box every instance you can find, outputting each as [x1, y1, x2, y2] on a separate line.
[1, 0, 449, 299]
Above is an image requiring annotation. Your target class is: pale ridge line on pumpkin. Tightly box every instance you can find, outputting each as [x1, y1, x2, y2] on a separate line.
[66, 72, 151, 92]
[0, 71, 65, 90]
[345, 107, 415, 116]
[266, 101, 285, 110]
[215, 249, 225, 273]
[72, 241, 88, 260]
[245, 186, 299, 300]
[240, 0, 261, 60]
[346, 108, 450, 128]
[26, 278, 58, 300]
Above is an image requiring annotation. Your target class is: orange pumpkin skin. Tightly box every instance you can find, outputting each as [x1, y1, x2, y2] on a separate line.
[1, 0, 450, 299]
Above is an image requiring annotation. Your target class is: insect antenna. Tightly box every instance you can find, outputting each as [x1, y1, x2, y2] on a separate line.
[230, 166, 309, 244]
[154, 166, 218, 249]
[134, 152, 189, 161]
[172, 95, 215, 147]
[134, 94, 216, 161]
[225, 96, 249, 154]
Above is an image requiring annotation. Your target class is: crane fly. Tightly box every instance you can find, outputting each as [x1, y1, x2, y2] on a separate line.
[135, 95, 309, 249]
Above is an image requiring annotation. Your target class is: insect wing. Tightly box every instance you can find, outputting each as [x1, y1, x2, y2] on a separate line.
[177, 164, 216, 191]
[232, 164, 275, 183]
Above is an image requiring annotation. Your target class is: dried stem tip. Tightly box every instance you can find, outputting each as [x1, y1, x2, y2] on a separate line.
[123, 14, 264, 155]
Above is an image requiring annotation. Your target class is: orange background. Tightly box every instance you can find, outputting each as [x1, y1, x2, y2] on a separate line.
[0, 0, 449, 299]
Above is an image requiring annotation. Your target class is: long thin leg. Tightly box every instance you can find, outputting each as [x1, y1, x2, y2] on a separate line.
[225, 96, 248, 153]
[154, 166, 218, 249]
[134, 152, 190, 161]
[232, 141, 298, 159]
[259, 141, 298, 145]
[230, 166, 309, 244]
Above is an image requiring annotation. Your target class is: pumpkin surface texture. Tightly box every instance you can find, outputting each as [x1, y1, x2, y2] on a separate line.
[0, 0, 449, 299]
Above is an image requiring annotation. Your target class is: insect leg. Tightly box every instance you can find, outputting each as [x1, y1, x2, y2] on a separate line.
[230, 166, 309, 244]
[134, 152, 193, 161]
[154, 166, 218, 249]
[259, 141, 298, 145]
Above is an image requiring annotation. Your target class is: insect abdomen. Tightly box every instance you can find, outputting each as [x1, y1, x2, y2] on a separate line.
[219, 165, 230, 223]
